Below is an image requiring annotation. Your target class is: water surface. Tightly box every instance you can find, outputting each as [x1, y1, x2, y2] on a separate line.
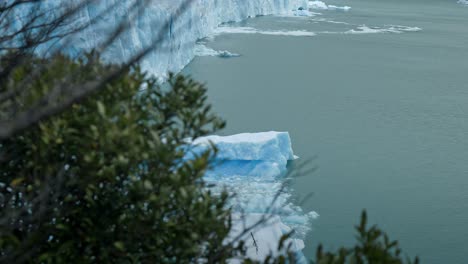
[184, 1, 468, 262]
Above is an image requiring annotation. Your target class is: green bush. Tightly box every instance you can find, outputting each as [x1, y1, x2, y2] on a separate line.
[0, 54, 420, 264]
[0, 54, 239, 263]
[314, 211, 420, 264]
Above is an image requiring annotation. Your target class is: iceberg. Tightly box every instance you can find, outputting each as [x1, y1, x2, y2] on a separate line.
[190, 132, 296, 164]
[188, 132, 317, 262]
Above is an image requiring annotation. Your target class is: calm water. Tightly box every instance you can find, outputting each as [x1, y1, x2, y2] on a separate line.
[183, 1, 468, 263]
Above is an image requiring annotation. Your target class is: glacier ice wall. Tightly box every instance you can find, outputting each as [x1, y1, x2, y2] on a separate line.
[187, 132, 318, 262]
[19, 0, 307, 79]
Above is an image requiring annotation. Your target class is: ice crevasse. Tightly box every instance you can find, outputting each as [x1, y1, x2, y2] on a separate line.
[186, 132, 318, 262]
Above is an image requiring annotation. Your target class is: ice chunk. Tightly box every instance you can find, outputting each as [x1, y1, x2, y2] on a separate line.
[190, 132, 296, 164]
[345, 25, 422, 34]
[194, 44, 241, 58]
[328, 5, 352, 11]
[228, 214, 307, 262]
[293, 7, 318, 17]
[308, 1, 329, 10]
[189, 132, 317, 262]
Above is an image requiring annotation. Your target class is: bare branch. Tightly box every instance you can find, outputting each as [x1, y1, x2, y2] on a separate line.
[0, 0, 196, 139]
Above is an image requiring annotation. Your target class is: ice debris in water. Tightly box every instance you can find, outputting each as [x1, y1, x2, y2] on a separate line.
[214, 26, 316, 37]
[186, 132, 317, 262]
[194, 44, 241, 58]
[345, 25, 422, 34]
[308, 1, 351, 11]
[293, 6, 319, 16]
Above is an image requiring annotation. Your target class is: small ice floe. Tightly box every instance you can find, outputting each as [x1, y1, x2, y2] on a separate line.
[345, 25, 422, 34]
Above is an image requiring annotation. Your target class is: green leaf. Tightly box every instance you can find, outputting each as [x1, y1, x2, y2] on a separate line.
[114, 241, 125, 251]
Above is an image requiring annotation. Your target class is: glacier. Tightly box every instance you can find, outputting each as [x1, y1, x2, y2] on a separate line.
[13, 1, 316, 260]
[16, 0, 308, 79]
[186, 132, 318, 262]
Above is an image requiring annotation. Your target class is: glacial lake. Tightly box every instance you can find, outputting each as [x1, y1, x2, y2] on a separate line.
[183, 0, 468, 263]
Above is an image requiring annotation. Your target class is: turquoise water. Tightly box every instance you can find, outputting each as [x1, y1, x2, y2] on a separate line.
[184, 1, 468, 263]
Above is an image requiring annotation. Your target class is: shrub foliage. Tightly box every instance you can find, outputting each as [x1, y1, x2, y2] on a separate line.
[315, 211, 420, 264]
[0, 54, 420, 264]
[0, 54, 236, 263]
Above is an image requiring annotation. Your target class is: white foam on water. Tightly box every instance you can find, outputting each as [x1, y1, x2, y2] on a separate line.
[194, 43, 240, 58]
[214, 26, 316, 37]
[308, 0, 328, 10]
[458, 0, 468, 5]
[310, 17, 351, 25]
[345, 25, 422, 34]
[275, 10, 322, 18]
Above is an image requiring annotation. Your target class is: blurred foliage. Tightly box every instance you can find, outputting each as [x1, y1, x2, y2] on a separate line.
[0, 54, 420, 264]
[314, 211, 420, 264]
[0, 53, 243, 263]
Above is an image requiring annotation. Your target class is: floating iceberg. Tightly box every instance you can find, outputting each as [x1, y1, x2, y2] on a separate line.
[190, 132, 296, 164]
[187, 132, 317, 262]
